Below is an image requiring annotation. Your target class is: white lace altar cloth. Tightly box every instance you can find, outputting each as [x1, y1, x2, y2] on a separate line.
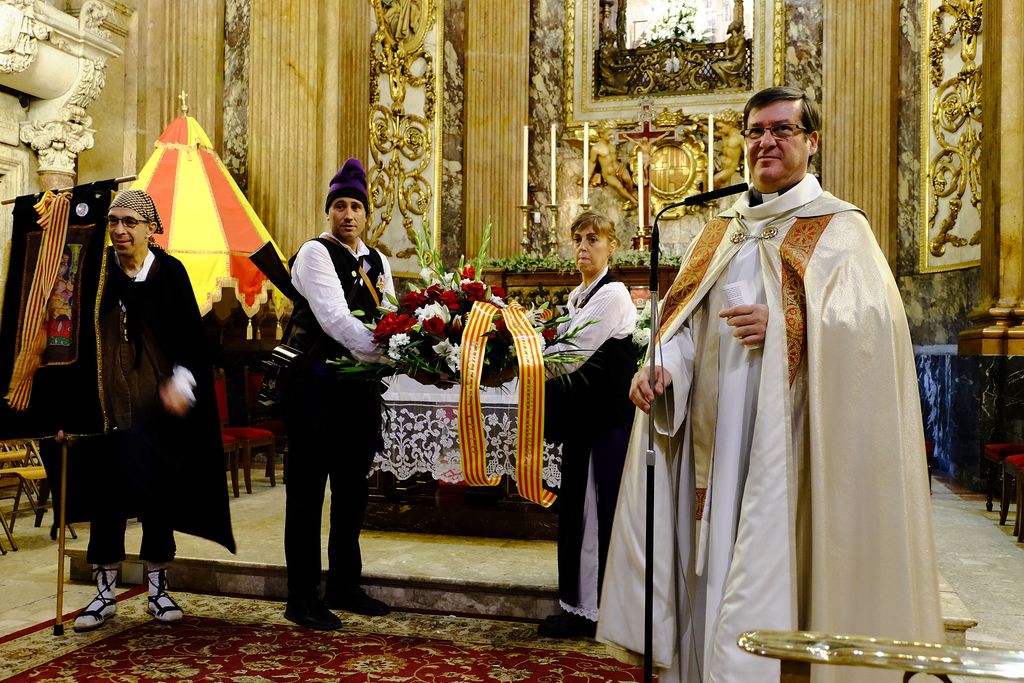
[372, 375, 562, 488]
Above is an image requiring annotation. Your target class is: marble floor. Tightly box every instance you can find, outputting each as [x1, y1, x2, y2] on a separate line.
[1, 475, 1023, 679]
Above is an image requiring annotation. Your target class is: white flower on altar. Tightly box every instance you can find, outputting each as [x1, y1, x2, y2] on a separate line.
[419, 267, 433, 283]
[432, 339, 461, 373]
[441, 272, 458, 288]
[632, 326, 651, 348]
[414, 302, 451, 324]
[388, 333, 411, 360]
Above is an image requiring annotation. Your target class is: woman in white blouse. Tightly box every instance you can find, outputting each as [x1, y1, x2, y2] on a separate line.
[540, 211, 637, 638]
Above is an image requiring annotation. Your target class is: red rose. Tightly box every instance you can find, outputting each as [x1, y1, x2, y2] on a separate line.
[437, 289, 461, 310]
[373, 312, 416, 341]
[542, 327, 556, 342]
[490, 286, 507, 301]
[461, 280, 487, 302]
[461, 265, 475, 280]
[401, 290, 428, 312]
[491, 316, 510, 339]
[422, 316, 446, 337]
[425, 284, 443, 302]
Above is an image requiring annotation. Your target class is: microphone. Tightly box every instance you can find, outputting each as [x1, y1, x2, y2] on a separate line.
[682, 181, 749, 206]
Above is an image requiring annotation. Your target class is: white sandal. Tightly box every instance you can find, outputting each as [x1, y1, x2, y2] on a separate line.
[73, 567, 118, 632]
[145, 567, 184, 623]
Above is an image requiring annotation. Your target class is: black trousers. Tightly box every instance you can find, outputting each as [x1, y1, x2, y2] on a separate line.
[556, 425, 629, 609]
[87, 513, 176, 566]
[283, 361, 382, 602]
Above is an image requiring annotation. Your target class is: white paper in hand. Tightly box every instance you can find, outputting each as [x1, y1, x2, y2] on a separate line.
[723, 281, 753, 309]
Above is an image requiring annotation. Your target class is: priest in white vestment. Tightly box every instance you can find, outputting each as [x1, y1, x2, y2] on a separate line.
[597, 87, 943, 683]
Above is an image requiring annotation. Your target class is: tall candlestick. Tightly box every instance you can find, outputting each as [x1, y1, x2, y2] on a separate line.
[522, 125, 529, 206]
[707, 113, 714, 192]
[638, 150, 645, 227]
[550, 123, 557, 200]
[743, 140, 751, 185]
[582, 122, 590, 205]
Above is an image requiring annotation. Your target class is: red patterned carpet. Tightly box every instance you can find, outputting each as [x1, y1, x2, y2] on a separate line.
[0, 593, 645, 682]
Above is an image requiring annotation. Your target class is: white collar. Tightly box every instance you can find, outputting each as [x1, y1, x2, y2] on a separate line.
[319, 232, 369, 258]
[114, 248, 155, 282]
[730, 174, 823, 220]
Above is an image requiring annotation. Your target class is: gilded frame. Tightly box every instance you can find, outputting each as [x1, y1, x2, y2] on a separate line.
[564, 0, 785, 127]
[917, 0, 982, 274]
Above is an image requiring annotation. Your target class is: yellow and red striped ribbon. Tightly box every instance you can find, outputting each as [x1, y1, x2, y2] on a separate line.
[458, 300, 501, 487]
[5, 191, 72, 411]
[504, 303, 556, 508]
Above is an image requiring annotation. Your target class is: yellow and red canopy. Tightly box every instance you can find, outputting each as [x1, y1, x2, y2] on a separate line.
[132, 115, 283, 322]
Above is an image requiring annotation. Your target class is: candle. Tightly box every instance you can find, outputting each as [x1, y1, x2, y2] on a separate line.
[743, 140, 751, 186]
[582, 122, 590, 205]
[522, 125, 529, 205]
[638, 150, 645, 227]
[550, 123, 557, 201]
[707, 113, 714, 192]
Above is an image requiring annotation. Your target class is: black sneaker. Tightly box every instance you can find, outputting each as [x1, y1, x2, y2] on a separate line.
[326, 588, 390, 616]
[284, 598, 343, 631]
[537, 610, 597, 639]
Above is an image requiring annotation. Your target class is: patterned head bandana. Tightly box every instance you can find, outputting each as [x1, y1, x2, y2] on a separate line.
[109, 189, 164, 234]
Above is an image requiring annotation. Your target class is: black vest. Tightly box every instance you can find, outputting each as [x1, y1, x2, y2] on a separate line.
[288, 238, 385, 361]
[545, 271, 637, 446]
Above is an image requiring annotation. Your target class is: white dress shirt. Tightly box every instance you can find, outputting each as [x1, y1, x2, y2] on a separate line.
[545, 266, 637, 376]
[290, 233, 396, 363]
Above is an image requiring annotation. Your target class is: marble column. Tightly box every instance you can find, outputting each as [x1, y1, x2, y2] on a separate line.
[464, 2, 530, 258]
[821, 0, 899, 264]
[959, 0, 1024, 356]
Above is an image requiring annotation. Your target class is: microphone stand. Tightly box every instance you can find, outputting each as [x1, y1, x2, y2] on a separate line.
[642, 181, 747, 683]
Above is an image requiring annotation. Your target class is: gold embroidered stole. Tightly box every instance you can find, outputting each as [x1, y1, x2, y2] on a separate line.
[780, 214, 833, 385]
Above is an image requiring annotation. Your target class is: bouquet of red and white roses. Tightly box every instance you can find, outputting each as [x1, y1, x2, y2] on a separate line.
[336, 224, 586, 385]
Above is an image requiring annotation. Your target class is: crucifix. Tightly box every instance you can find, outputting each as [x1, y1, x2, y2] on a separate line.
[178, 91, 190, 116]
[617, 102, 677, 250]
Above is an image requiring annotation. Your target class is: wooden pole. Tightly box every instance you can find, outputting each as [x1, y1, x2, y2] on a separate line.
[53, 437, 69, 636]
[1, 175, 137, 206]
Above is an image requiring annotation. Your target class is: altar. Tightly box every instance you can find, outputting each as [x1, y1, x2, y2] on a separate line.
[373, 375, 562, 490]
[364, 376, 565, 540]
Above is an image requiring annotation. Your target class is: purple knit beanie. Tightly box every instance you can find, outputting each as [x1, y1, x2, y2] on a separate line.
[324, 158, 369, 213]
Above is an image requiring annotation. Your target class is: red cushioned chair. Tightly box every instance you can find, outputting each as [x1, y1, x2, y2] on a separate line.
[215, 369, 277, 494]
[1005, 453, 1024, 541]
[243, 366, 287, 484]
[984, 443, 1024, 520]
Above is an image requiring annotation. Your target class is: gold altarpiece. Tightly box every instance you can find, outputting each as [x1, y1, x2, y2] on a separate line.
[562, 0, 783, 224]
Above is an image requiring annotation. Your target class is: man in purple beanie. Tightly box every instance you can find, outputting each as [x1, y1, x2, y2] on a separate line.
[282, 158, 395, 630]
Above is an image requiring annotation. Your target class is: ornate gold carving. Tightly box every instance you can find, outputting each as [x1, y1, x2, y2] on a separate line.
[594, 25, 751, 97]
[773, 0, 784, 85]
[920, 0, 982, 271]
[369, 0, 438, 260]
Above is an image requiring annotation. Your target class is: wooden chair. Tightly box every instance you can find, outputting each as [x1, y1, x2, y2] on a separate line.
[984, 443, 1024, 520]
[215, 369, 276, 494]
[243, 365, 287, 483]
[0, 439, 75, 550]
[222, 433, 241, 498]
[1006, 453, 1024, 541]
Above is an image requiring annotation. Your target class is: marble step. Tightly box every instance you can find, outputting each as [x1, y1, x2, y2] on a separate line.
[66, 535, 560, 621]
[66, 545, 974, 646]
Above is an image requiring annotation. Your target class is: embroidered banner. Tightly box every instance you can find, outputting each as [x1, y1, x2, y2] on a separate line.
[504, 303, 555, 508]
[457, 300, 502, 487]
[0, 182, 115, 438]
[5, 192, 72, 410]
